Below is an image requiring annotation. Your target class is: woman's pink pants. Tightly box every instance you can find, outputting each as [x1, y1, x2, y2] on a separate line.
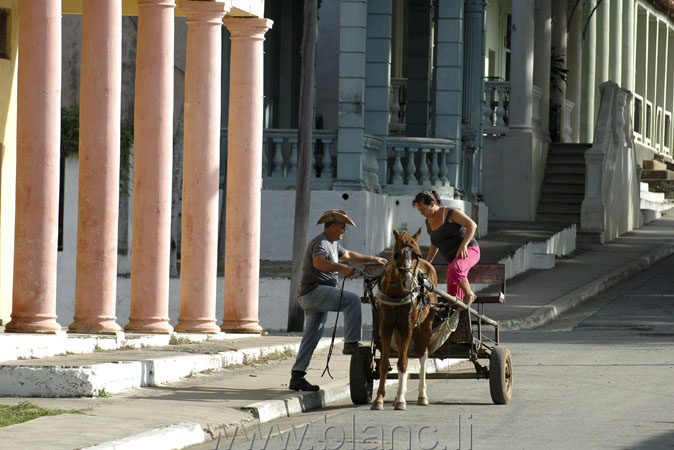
[446, 245, 480, 301]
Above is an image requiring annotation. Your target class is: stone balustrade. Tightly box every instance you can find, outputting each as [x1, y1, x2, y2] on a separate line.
[382, 136, 458, 196]
[483, 80, 510, 135]
[221, 128, 337, 190]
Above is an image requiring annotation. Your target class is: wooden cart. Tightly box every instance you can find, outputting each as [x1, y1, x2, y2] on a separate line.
[349, 264, 513, 405]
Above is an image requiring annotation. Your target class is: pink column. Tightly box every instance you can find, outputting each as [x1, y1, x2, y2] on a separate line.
[221, 18, 273, 333]
[174, 1, 227, 333]
[125, 0, 175, 333]
[6, 0, 63, 333]
[68, 0, 122, 334]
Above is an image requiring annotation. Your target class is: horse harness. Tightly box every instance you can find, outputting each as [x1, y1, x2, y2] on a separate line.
[375, 247, 432, 325]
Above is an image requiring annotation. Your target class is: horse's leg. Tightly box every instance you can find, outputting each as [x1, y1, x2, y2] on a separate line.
[394, 328, 411, 411]
[372, 322, 392, 411]
[417, 350, 429, 406]
[417, 312, 435, 406]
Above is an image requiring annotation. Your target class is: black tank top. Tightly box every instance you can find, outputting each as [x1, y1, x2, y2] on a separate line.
[425, 208, 478, 262]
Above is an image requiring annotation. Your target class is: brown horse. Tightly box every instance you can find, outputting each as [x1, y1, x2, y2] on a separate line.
[371, 227, 438, 411]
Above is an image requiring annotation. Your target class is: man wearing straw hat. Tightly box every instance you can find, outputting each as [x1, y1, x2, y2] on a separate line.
[289, 209, 387, 392]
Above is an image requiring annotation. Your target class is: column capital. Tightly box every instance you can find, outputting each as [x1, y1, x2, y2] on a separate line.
[222, 17, 273, 39]
[179, 1, 228, 24]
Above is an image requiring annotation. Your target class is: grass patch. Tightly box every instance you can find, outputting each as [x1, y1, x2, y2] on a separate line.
[169, 335, 196, 345]
[0, 402, 85, 428]
[242, 348, 296, 365]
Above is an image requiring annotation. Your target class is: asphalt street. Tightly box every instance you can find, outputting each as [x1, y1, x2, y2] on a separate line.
[188, 254, 674, 450]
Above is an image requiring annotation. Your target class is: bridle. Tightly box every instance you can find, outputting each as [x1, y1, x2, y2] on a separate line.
[376, 243, 422, 306]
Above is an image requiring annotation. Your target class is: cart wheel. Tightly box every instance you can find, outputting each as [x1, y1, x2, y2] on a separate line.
[489, 346, 513, 405]
[349, 348, 373, 405]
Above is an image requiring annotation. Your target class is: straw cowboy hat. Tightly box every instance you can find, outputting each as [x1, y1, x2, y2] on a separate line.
[316, 209, 356, 227]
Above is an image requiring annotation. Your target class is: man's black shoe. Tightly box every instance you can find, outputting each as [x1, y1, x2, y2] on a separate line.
[289, 376, 319, 392]
[342, 342, 367, 355]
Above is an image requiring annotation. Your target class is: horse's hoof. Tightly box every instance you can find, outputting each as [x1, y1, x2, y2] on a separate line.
[394, 402, 407, 411]
[371, 402, 384, 411]
[417, 397, 429, 406]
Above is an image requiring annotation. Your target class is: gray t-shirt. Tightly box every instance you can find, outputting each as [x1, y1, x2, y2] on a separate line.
[299, 232, 346, 296]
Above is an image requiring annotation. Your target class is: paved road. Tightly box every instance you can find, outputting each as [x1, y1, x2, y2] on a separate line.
[188, 254, 674, 450]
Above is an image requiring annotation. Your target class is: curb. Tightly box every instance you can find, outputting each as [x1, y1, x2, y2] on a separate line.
[244, 357, 463, 423]
[82, 422, 204, 450]
[87, 355, 462, 450]
[501, 241, 674, 330]
[0, 339, 338, 397]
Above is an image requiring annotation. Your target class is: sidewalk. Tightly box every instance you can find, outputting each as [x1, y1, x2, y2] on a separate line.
[1, 211, 673, 449]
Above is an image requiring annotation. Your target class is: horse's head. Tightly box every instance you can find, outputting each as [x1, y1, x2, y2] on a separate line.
[390, 227, 423, 292]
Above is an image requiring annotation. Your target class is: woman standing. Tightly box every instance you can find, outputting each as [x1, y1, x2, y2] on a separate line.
[412, 190, 480, 307]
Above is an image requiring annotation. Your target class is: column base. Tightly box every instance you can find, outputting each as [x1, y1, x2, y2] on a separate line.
[125, 317, 173, 334]
[174, 319, 220, 334]
[4, 316, 63, 333]
[68, 317, 122, 334]
[220, 319, 263, 334]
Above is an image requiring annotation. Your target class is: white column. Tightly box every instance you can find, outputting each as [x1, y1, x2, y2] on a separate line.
[595, 0, 609, 117]
[509, 0, 535, 130]
[551, 0, 567, 141]
[610, 0, 623, 86]
[533, 0, 551, 136]
[567, 1, 582, 142]
[581, 1, 597, 141]
[622, 0, 635, 93]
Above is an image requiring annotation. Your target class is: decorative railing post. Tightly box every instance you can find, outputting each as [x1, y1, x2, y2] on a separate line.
[439, 147, 449, 185]
[405, 147, 417, 185]
[271, 138, 284, 177]
[429, 148, 439, 185]
[261, 138, 268, 175]
[483, 84, 494, 127]
[391, 147, 404, 184]
[495, 85, 508, 127]
[322, 139, 333, 178]
[418, 148, 430, 184]
[389, 78, 408, 133]
[482, 81, 510, 136]
[311, 139, 318, 178]
[287, 137, 298, 179]
[562, 99, 575, 143]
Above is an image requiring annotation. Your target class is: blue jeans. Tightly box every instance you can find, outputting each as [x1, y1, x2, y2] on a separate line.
[291, 284, 362, 373]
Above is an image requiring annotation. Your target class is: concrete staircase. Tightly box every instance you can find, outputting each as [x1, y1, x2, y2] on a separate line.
[536, 143, 592, 223]
[640, 158, 674, 222]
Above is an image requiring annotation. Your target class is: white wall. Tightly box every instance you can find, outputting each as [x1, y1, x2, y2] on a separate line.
[482, 130, 548, 221]
[603, 146, 643, 241]
[260, 190, 484, 260]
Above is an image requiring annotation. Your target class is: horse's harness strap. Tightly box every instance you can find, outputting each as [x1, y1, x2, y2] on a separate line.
[376, 290, 416, 306]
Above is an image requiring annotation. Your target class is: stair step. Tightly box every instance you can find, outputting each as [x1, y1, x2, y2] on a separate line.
[646, 179, 674, 191]
[541, 183, 585, 194]
[543, 174, 585, 184]
[536, 212, 581, 223]
[641, 169, 674, 180]
[546, 165, 585, 175]
[548, 143, 592, 156]
[537, 202, 581, 214]
[643, 159, 667, 170]
[654, 156, 674, 171]
[548, 155, 585, 165]
[539, 192, 585, 203]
